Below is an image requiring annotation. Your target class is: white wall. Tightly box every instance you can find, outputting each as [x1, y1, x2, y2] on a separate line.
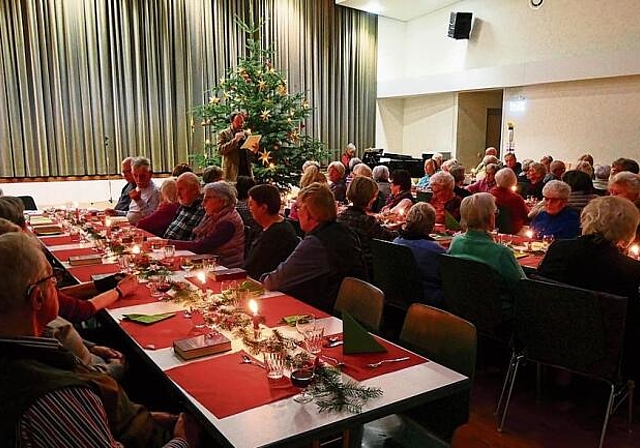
[376, 0, 640, 162]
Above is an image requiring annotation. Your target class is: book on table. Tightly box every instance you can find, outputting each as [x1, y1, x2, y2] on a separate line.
[210, 268, 247, 282]
[32, 224, 63, 235]
[69, 254, 103, 266]
[173, 332, 232, 360]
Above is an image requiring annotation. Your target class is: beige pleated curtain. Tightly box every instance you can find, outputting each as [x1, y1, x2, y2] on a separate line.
[0, 0, 377, 177]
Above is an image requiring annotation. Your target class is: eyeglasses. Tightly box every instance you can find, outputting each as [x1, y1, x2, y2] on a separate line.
[25, 272, 57, 297]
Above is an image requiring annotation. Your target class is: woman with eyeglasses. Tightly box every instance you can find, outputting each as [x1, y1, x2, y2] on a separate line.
[530, 180, 580, 240]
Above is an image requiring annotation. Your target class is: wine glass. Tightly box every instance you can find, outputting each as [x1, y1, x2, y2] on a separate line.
[295, 314, 316, 336]
[290, 368, 315, 403]
[180, 258, 194, 277]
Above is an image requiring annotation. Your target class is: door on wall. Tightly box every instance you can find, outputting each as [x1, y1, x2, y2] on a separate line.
[486, 108, 502, 155]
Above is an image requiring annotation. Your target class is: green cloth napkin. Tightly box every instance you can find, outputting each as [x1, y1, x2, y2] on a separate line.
[281, 314, 311, 326]
[343, 312, 387, 354]
[122, 312, 176, 325]
[444, 210, 462, 231]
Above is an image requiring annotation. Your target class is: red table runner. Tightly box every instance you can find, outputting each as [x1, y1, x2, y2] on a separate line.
[165, 350, 297, 419]
[68, 263, 120, 282]
[109, 284, 159, 310]
[51, 247, 99, 262]
[322, 334, 427, 381]
[258, 295, 330, 327]
[40, 235, 79, 246]
[120, 308, 205, 349]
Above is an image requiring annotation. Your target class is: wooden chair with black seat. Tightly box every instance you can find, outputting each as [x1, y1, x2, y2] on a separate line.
[333, 276, 384, 333]
[360, 303, 477, 447]
[369, 238, 423, 339]
[497, 278, 633, 448]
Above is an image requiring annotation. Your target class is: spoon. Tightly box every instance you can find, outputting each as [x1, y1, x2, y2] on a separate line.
[240, 354, 265, 369]
[321, 354, 346, 368]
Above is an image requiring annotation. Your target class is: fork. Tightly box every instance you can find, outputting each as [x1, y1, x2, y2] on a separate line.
[321, 354, 346, 368]
[366, 356, 410, 368]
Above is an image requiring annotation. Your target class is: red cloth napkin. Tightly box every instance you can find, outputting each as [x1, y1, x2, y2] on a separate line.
[258, 295, 330, 327]
[52, 247, 99, 261]
[321, 333, 427, 381]
[68, 263, 120, 282]
[165, 350, 297, 418]
[120, 309, 206, 349]
[40, 235, 79, 246]
[108, 284, 159, 310]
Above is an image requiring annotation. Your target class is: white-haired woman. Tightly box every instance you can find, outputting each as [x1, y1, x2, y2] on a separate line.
[327, 161, 347, 202]
[428, 171, 461, 224]
[167, 182, 245, 267]
[538, 196, 640, 381]
[393, 203, 446, 306]
[490, 168, 529, 235]
[530, 180, 580, 240]
[609, 171, 640, 206]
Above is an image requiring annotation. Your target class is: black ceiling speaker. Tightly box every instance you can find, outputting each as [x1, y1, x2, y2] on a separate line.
[448, 12, 473, 39]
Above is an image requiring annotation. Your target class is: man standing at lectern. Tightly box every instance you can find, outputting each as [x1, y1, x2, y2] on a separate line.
[217, 111, 255, 182]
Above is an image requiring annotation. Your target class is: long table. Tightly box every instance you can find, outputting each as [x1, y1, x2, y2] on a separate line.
[42, 232, 470, 448]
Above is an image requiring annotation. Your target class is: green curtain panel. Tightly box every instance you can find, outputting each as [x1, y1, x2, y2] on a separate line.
[0, 0, 377, 177]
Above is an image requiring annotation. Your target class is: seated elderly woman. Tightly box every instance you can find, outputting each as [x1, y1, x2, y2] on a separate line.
[136, 178, 180, 237]
[448, 193, 526, 285]
[467, 163, 498, 194]
[351, 163, 386, 212]
[327, 161, 347, 203]
[449, 164, 471, 198]
[490, 168, 529, 235]
[417, 158, 438, 187]
[562, 169, 597, 212]
[393, 203, 446, 306]
[167, 181, 245, 268]
[429, 171, 462, 225]
[609, 171, 640, 207]
[382, 169, 414, 212]
[521, 162, 547, 200]
[373, 165, 391, 197]
[530, 180, 580, 240]
[338, 177, 396, 277]
[538, 196, 640, 381]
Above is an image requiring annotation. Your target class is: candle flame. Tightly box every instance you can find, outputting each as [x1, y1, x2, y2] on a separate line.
[511, 185, 517, 192]
[197, 271, 206, 284]
[105, 218, 112, 227]
[131, 245, 141, 255]
[248, 299, 259, 315]
[526, 230, 534, 239]
[631, 245, 639, 256]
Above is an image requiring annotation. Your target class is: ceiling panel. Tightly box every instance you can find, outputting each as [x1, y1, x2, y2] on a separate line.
[336, 0, 461, 22]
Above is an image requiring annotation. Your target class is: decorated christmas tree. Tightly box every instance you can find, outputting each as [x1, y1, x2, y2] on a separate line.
[193, 17, 326, 189]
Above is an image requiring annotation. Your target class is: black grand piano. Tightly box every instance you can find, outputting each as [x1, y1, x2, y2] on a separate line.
[363, 149, 451, 178]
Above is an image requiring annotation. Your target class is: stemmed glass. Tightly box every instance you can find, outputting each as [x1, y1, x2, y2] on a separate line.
[180, 258, 194, 277]
[296, 314, 324, 355]
[290, 368, 315, 403]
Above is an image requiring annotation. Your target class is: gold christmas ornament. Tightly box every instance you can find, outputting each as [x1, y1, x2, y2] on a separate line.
[258, 150, 272, 166]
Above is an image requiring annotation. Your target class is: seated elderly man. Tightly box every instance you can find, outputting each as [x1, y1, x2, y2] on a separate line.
[167, 182, 245, 268]
[543, 160, 566, 184]
[164, 172, 206, 241]
[490, 168, 529, 235]
[125, 157, 160, 224]
[503, 152, 521, 176]
[0, 232, 200, 447]
[393, 203, 446, 306]
[262, 182, 367, 313]
[448, 193, 526, 285]
[611, 157, 640, 176]
[327, 161, 347, 202]
[530, 180, 580, 240]
[521, 162, 546, 200]
[244, 184, 299, 279]
[105, 156, 136, 216]
[609, 171, 640, 207]
[467, 163, 498, 194]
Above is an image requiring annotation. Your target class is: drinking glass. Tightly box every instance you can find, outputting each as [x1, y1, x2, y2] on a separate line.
[295, 314, 316, 335]
[264, 351, 286, 379]
[290, 368, 315, 403]
[118, 254, 132, 273]
[151, 241, 165, 261]
[163, 244, 176, 260]
[303, 327, 325, 355]
[202, 257, 216, 272]
[180, 258, 194, 277]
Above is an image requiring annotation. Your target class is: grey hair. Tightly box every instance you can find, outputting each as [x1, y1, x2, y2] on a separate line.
[609, 171, 640, 198]
[495, 167, 517, 188]
[352, 163, 372, 178]
[429, 171, 455, 191]
[404, 202, 436, 236]
[441, 159, 458, 171]
[302, 160, 320, 172]
[460, 192, 496, 232]
[594, 164, 611, 180]
[0, 232, 46, 313]
[485, 163, 499, 175]
[348, 157, 363, 171]
[542, 180, 571, 200]
[482, 155, 499, 165]
[132, 156, 151, 170]
[177, 172, 201, 190]
[328, 161, 346, 176]
[372, 165, 389, 182]
[203, 181, 237, 208]
[581, 196, 639, 246]
[521, 159, 534, 172]
[346, 143, 356, 151]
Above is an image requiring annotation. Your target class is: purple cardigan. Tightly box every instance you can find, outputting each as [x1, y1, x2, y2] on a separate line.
[136, 203, 180, 237]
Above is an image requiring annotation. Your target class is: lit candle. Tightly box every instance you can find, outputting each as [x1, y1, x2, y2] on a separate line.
[197, 271, 207, 286]
[631, 244, 639, 259]
[525, 230, 534, 240]
[131, 245, 141, 255]
[248, 299, 260, 331]
[511, 185, 517, 192]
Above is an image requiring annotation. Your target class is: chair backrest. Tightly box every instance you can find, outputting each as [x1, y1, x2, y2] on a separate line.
[334, 277, 384, 333]
[515, 278, 627, 381]
[369, 238, 423, 309]
[495, 204, 514, 235]
[401, 303, 477, 382]
[439, 254, 512, 340]
[18, 195, 37, 211]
